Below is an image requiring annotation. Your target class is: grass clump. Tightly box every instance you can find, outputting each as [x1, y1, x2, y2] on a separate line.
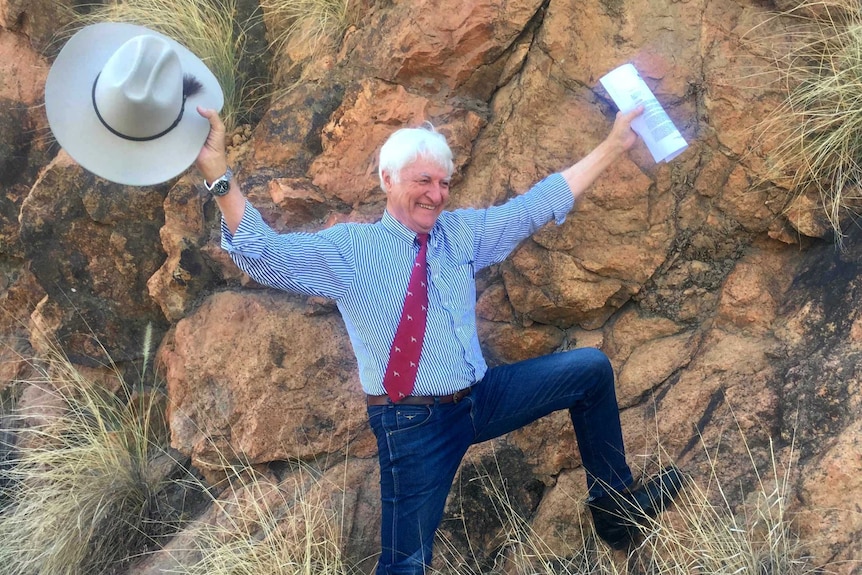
[756, 0, 862, 245]
[434, 444, 819, 575]
[176, 461, 359, 575]
[69, 0, 262, 131]
[0, 334, 171, 575]
[631, 443, 812, 575]
[260, 0, 352, 58]
[63, 0, 356, 130]
[259, 0, 353, 88]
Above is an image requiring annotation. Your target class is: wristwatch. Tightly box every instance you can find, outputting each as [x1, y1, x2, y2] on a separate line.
[204, 168, 233, 196]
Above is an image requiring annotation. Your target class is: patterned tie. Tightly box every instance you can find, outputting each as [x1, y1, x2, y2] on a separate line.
[382, 233, 429, 402]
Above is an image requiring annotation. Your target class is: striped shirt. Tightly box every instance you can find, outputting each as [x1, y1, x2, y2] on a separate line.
[221, 172, 575, 396]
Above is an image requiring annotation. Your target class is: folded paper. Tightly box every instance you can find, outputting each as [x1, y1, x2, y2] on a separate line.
[599, 63, 687, 163]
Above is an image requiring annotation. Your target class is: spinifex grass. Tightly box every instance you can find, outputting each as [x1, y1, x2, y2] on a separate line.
[757, 0, 862, 245]
[633, 440, 814, 575]
[177, 460, 359, 575]
[258, 0, 353, 92]
[434, 460, 619, 575]
[0, 336, 169, 575]
[433, 441, 819, 575]
[259, 0, 352, 60]
[70, 0, 255, 131]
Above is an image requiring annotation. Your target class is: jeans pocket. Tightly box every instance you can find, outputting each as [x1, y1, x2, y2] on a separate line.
[367, 405, 385, 423]
[368, 404, 435, 439]
[389, 405, 433, 435]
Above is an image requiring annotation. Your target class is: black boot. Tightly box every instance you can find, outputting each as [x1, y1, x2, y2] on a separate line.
[587, 466, 685, 550]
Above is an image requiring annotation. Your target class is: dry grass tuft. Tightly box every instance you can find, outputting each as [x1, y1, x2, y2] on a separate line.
[756, 0, 862, 245]
[67, 0, 260, 131]
[433, 440, 819, 575]
[435, 465, 618, 575]
[633, 440, 814, 575]
[259, 0, 354, 91]
[175, 460, 359, 575]
[0, 330, 170, 575]
[61, 0, 356, 131]
[261, 0, 352, 60]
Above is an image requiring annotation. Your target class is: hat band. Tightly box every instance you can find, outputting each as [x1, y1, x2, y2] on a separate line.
[91, 72, 187, 142]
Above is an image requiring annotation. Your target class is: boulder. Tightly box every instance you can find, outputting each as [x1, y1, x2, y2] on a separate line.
[158, 289, 376, 472]
[19, 153, 168, 365]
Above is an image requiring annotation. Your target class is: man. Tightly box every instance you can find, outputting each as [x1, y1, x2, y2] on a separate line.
[195, 104, 683, 574]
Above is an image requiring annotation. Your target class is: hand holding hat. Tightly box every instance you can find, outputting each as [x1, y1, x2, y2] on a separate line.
[194, 106, 230, 184]
[45, 22, 224, 186]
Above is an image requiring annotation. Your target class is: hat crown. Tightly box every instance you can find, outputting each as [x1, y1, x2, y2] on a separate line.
[45, 22, 224, 185]
[93, 35, 184, 139]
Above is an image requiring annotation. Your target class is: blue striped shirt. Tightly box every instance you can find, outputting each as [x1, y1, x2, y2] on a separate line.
[221, 172, 575, 396]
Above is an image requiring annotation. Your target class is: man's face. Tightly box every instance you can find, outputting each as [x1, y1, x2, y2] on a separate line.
[383, 156, 451, 234]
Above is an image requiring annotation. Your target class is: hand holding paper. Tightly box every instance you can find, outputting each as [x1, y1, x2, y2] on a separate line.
[599, 64, 687, 163]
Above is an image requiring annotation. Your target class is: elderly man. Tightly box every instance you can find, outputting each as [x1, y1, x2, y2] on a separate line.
[195, 105, 682, 574]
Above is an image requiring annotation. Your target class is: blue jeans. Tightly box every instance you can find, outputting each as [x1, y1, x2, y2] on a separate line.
[367, 348, 633, 575]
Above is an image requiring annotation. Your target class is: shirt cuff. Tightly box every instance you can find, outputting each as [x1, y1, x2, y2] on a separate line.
[541, 172, 576, 225]
[220, 200, 274, 258]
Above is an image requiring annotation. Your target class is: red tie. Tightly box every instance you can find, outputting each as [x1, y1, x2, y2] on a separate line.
[383, 233, 429, 402]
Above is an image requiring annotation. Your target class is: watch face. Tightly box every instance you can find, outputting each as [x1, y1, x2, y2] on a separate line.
[212, 179, 231, 196]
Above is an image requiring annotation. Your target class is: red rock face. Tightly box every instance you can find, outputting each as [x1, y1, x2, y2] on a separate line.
[2, 0, 862, 572]
[158, 290, 372, 470]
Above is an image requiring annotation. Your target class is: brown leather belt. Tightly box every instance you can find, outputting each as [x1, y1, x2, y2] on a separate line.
[366, 387, 472, 406]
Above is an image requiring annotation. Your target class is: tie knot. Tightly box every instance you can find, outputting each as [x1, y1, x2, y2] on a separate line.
[416, 233, 429, 247]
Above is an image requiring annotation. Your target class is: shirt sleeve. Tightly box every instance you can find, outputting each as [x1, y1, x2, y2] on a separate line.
[220, 200, 356, 300]
[457, 172, 575, 271]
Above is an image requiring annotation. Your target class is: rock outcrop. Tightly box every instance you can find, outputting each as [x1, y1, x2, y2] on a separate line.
[1, 0, 860, 573]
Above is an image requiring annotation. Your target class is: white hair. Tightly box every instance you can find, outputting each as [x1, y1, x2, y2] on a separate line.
[378, 122, 454, 192]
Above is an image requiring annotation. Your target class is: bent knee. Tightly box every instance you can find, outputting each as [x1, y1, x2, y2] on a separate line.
[571, 347, 614, 384]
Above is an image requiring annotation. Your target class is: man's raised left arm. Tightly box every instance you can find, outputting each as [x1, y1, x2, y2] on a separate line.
[561, 105, 644, 202]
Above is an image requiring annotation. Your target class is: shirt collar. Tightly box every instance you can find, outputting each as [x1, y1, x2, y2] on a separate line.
[380, 210, 439, 245]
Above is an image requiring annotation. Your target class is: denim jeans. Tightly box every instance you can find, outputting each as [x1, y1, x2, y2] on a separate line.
[367, 347, 634, 575]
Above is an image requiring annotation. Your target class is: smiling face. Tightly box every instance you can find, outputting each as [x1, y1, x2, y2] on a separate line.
[383, 156, 451, 234]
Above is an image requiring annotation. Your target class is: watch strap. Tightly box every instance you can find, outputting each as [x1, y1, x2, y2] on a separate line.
[204, 168, 233, 196]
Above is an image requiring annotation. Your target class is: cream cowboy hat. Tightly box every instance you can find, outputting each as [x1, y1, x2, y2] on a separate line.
[45, 22, 224, 186]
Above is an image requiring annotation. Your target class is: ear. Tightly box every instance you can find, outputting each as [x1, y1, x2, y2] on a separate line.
[381, 170, 392, 193]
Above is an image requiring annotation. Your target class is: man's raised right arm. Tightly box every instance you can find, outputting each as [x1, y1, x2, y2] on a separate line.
[192, 107, 356, 300]
[195, 106, 245, 234]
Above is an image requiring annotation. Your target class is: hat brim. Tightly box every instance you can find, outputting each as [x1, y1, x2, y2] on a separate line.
[45, 22, 224, 187]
